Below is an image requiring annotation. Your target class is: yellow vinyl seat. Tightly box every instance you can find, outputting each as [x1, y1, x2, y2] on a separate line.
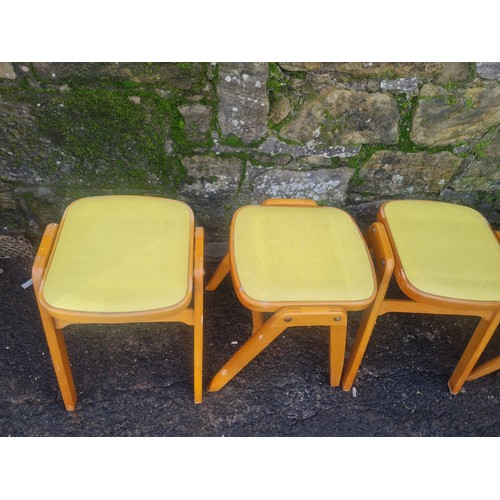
[33, 195, 205, 410]
[42, 196, 192, 314]
[205, 198, 378, 393]
[383, 200, 500, 303]
[232, 205, 376, 305]
[341, 199, 500, 395]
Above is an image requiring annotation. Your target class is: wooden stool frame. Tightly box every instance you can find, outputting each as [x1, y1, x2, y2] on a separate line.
[341, 203, 500, 394]
[206, 198, 377, 392]
[33, 221, 204, 411]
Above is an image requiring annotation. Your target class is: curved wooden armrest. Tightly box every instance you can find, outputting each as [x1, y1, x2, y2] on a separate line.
[32, 223, 59, 297]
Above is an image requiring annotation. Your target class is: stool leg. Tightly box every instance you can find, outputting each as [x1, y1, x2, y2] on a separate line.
[194, 309, 203, 404]
[341, 304, 380, 391]
[252, 311, 265, 334]
[330, 323, 347, 387]
[208, 315, 287, 392]
[38, 306, 77, 411]
[342, 220, 394, 391]
[32, 223, 76, 409]
[194, 227, 204, 404]
[205, 253, 230, 291]
[448, 311, 500, 394]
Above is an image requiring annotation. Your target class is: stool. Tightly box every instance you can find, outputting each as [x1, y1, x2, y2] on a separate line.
[32, 195, 204, 410]
[341, 200, 500, 394]
[205, 198, 377, 392]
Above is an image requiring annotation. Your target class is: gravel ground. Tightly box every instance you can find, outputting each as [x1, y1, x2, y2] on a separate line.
[0, 257, 498, 436]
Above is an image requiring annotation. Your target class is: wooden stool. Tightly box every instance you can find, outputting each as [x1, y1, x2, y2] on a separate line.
[206, 198, 377, 392]
[33, 195, 204, 410]
[342, 200, 500, 394]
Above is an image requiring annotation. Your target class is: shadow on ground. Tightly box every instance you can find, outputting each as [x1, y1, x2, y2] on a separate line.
[0, 257, 498, 436]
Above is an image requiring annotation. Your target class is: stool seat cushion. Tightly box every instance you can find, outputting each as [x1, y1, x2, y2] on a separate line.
[42, 196, 193, 313]
[232, 205, 375, 304]
[382, 200, 500, 302]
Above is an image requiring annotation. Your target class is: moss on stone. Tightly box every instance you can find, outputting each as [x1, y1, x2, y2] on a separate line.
[436, 82, 476, 108]
[330, 157, 341, 168]
[223, 135, 248, 148]
[267, 63, 285, 96]
[463, 96, 474, 109]
[473, 140, 491, 159]
[278, 68, 308, 80]
[349, 169, 365, 187]
[476, 191, 500, 204]
[395, 93, 455, 155]
[395, 94, 419, 152]
[267, 63, 319, 133]
[25, 83, 216, 187]
[176, 62, 193, 70]
[466, 62, 478, 83]
[441, 82, 458, 93]
[379, 70, 400, 80]
[347, 145, 382, 171]
[269, 111, 294, 133]
[33, 89, 163, 183]
[29, 63, 209, 94]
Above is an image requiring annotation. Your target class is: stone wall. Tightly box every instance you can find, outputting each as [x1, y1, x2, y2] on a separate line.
[1, 62, 499, 256]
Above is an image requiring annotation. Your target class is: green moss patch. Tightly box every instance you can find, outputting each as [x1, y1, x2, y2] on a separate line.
[34, 89, 168, 184]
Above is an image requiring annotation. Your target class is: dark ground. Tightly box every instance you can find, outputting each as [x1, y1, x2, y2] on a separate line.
[0, 257, 498, 437]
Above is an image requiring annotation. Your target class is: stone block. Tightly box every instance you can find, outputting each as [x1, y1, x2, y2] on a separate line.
[476, 62, 500, 82]
[411, 81, 500, 146]
[178, 104, 212, 143]
[483, 125, 500, 158]
[449, 159, 500, 193]
[181, 156, 243, 198]
[290, 156, 335, 169]
[217, 63, 269, 144]
[269, 97, 291, 124]
[248, 152, 293, 167]
[306, 73, 337, 92]
[279, 62, 470, 81]
[258, 136, 361, 158]
[280, 88, 399, 145]
[279, 63, 334, 72]
[250, 155, 334, 172]
[334, 62, 470, 80]
[353, 151, 461, 198]
[0, 63, 16, 80]
[380, 77, 420, 94]
[248, 166, 354, 205]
